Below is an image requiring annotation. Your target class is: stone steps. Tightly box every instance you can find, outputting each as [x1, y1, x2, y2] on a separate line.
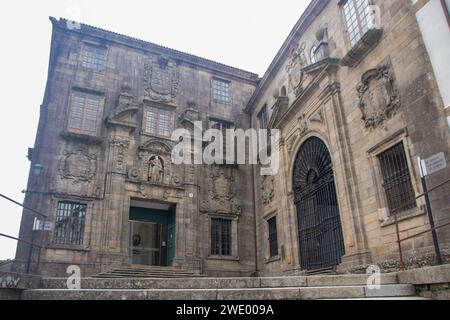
[22, 284, 417, 300]
[92, 265, 199, 279]
[40, 274, 399, 290]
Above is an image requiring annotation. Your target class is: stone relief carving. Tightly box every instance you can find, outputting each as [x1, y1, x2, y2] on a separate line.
[107, 84, 139, 130]
[178, 101, 200, 129]
[261, 175, 275, 205]
[357, 64, 400, 130]
[144, 55, 180, 103]
[109, 139, 130, 174]
[298, 113, 309, 135]
[286, 42, 307, 96]
[133, 139, 184, 188]
[58, 150, 97, 183]
[200, 166, 241, 215]
[148, 155, 164, 183]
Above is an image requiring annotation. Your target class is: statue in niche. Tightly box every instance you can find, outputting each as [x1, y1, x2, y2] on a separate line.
[148, 156, 164, 183]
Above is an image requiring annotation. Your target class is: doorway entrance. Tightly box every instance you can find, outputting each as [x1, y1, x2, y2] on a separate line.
[293, 137, 345, 271]
[129, 202, 176, 267]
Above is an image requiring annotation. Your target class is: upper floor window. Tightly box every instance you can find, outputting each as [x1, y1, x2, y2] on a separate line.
[212, 79, 231, 104]
[81, 44, 107, 70]
[378, 142, 417, 215]
[53, 201, 87, 245]
[257, 105, 269, 129]
[342, 0, 372, 47]
[68, 91, 103, 134]
[268, 216, 279, 258]
[211, 218, 232, 256]
[144, 106, 173, 137]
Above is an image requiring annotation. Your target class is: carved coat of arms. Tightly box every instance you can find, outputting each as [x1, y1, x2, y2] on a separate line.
[286, 42, 307, 96]
[357, 64, 400, 130]
[59, 150, 97, 183]
[144, 56, 180, 103]
[200, 166, 241, 215]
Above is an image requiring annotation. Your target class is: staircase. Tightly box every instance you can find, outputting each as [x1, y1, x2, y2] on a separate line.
[93, 265, 200, 279]
[21, 272, 427, 300]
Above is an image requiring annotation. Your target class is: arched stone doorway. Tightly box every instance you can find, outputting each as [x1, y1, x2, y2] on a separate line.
[293, 137, 345, 270]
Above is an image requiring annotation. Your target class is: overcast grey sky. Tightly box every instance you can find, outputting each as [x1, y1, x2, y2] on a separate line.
[0, 0, 311, 260]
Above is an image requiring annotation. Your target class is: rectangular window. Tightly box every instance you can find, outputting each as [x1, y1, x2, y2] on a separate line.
[211, 218, 232, 256]
[257, 105, 269, 130]
[268, 217, 278, 258]
[212, 79, 231, 104]
[68, 91, 103, 134]
[378, 142, 417, 215]
[144, 106, 173, 137]
[81, 44, 107, 70]
[53, 202, 87, 245]
[210, 118, 234, 161]
[342, 0, 372, 47]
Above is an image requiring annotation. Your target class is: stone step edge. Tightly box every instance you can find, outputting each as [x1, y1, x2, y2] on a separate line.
[22, 285, 416, 300]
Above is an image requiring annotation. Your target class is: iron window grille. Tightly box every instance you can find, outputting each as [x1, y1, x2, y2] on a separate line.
[378, 142, 417, 215]
[342, 0, 372, 47]
[81, 44, 107, 70]
[268, 217, 278, 258]
[68, 91, 103, 134]
[144, 106, 173, 137]
[211, 218, 232, 256]
[53, 202, 87, 245]
[212, 79, 231, 104]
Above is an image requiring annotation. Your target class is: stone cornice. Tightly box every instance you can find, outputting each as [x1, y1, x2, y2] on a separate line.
[49, 17, 260, 84]
[245, 0, 331, 113]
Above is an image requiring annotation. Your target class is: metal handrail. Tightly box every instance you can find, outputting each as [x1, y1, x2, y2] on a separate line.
[394, 178, 450, 270]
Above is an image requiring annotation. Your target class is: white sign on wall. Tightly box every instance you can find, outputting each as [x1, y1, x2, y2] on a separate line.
[419, 152, 447, 177]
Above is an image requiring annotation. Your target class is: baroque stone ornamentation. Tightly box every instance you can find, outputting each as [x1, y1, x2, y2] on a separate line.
[148, 155, 164, 183]
[109, 139, 130, 174]
[106, 84, 139, 130]
[201, 166, 241, 215]
[144, 55, 180, 103]
[58, 150, 97, 183]
[357, 64, 400, 130]
[134, 138, 184, 187]
[286, 42, 307, 96]
[261, 175, 275, 205]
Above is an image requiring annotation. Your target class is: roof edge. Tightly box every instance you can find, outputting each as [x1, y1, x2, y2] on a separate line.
[50, 17, 260, 83]
[244, 0, 330, 113]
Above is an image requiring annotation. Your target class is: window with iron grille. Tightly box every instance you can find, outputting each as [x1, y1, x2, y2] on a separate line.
[81, 44, 107, 70]
[341, 0, 372, 47]
[211, 218, 232, 256]
[378, 142, 417, 215]
[68, 91, 103, 134]
[212, 79, 231, 104]
[53, 202, 87, 245]
[268, 216, 278, 258]
[144, 106, 173, 137]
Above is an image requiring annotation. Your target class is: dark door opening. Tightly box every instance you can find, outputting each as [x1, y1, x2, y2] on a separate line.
[293, 137, 345, 271]
[129, 204, 176, 267]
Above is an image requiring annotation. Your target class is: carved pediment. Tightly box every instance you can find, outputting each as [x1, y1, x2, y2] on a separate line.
[139, 139, 172, 155]
[357, 63, 400, 130]
[106, 84, 139, 130]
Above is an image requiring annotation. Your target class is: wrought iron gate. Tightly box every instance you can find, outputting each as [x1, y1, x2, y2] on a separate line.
[293, 137, 345, 270]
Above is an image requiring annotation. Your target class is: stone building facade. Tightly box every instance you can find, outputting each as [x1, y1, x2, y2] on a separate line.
[15, 0, 450, 277]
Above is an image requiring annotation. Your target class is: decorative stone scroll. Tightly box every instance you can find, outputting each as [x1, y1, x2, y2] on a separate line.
[357, 64, 400, 130]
